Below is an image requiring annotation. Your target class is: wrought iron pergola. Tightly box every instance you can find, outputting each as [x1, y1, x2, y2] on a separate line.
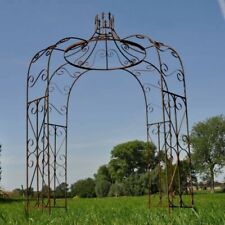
[26, 13, 194, 213]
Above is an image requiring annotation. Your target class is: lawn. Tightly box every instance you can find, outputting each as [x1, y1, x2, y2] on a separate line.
[0, 193, 224, 225]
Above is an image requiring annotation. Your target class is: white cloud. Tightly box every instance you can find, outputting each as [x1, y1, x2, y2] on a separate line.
[218, 0, 225, 20]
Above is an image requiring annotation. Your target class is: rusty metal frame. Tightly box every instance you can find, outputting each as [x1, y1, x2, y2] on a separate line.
[26, 12, 194, 213]
[0, 144, 2, 183]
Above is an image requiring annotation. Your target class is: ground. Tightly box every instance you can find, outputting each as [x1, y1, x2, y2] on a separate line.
[0, 192, 224, 225]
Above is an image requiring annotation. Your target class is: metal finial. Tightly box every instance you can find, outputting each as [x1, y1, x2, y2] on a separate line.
[95, 12, 115, 30]
[95, 15, 99, 30]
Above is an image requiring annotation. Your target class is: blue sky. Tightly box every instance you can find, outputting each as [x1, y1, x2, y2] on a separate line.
[0, 0, 225, 190]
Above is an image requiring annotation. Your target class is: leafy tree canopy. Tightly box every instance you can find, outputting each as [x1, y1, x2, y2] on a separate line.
[55, 182, 68, 198]
[70, 178, 96, 198]
[108, 140, 156, 182]
[95, 180, 111, 197]
[94, 165, 111, 182]
[191, 115, 225, 192]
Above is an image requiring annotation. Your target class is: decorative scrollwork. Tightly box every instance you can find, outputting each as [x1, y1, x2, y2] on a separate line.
[49, 126, 55, 137]
[132, 63, 157, 77]
[182, 134, 190, 145]
[56, 128, 64, 137]
[177, 70, 184, 81]
[151, 127, 158, 135]
[144, 83, 151, 93]
[64, 26, 146, 70]
[28, 159, 34, 168]
[28, 99, 45, 115]
[31, 49, 48, 64]
[49, 82, 70, 96]
[49, 103, 67, 116]
[55, 67, 81, 79]
[135, 34, 145, 39]
[175, 101, 183, 111]
[28, 69, 47, 88]
[58, 154, 66, 163]
[170, 49, 179, 58]
[147, 103, 154, 113]
[121, 43, 139, 63]
[161, 63, 181, 78]
[58, 37, 70, 44]
[174, 96, 184, 111]
[45, 47, 54, 56]
[30, 104, 38, 114]
[27, 138, 36, 155]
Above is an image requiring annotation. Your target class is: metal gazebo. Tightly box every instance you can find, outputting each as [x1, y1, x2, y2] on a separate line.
[26, 13, 194, 213]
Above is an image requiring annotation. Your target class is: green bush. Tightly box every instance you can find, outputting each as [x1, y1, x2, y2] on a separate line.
[108, 182, 125, 197]
[95, 180, 111, 197]
[71, 178, 96, 198]
[123, 173, 147, 196]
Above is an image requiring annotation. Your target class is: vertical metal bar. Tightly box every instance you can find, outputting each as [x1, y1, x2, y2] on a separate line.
[105, 29, 109, 70]
[42, 122, 45, 211]
[53, 125, 57, 207]
[168, 93, 174, 210]
[184, 99, 194, 207]
[155, 46, 171, 212]
[47, 101, 51, 214]
[145, 94, 151, 208]
[36, 100, 40, 207]
[147, 134, 151, 208]
[46, 49, 52, 215]
[162, 91, 170, 212]
[65, 126, 68, 211]
[165, 92, 174, 209]
[26, 66, 31, 214]
[157, 123, 162, 206]
[183, 94, 194, 207]
[65, 70, 89, 211]
[173, 96, 182, 207]
[166, 94, 173, 211]
[26, 102, 29, 213]
[174, 50, 194, 208]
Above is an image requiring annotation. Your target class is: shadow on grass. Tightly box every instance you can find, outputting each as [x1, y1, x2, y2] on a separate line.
[0, 198, 24, 204]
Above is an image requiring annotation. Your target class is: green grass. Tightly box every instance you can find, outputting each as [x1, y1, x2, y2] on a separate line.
[0, 193, 225, 225]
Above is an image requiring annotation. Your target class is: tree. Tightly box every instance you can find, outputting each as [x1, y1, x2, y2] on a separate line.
[108, 140, 156, 182]
[164, 159, 197, 194]
[94, 165, 112, 197]
[123, 173, 147, 196]
[108, 182, 125, 197]
[54, 182, 68, 198]
[11, 188, 24, 198]
[191, 115, 225, 192]
[95, 180, 111, 197]
[41, 185, 52, 198]
[24, 187, 34, 197]
[94, 165, 111, 182]
[178, 159, 197, 193]
[70, 178, 96, 198]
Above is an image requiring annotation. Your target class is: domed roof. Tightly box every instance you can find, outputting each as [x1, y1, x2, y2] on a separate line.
[64, 13, 146, 70]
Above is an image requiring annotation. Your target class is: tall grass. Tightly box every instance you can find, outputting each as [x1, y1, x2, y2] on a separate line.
[0, 193, 224, 225]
